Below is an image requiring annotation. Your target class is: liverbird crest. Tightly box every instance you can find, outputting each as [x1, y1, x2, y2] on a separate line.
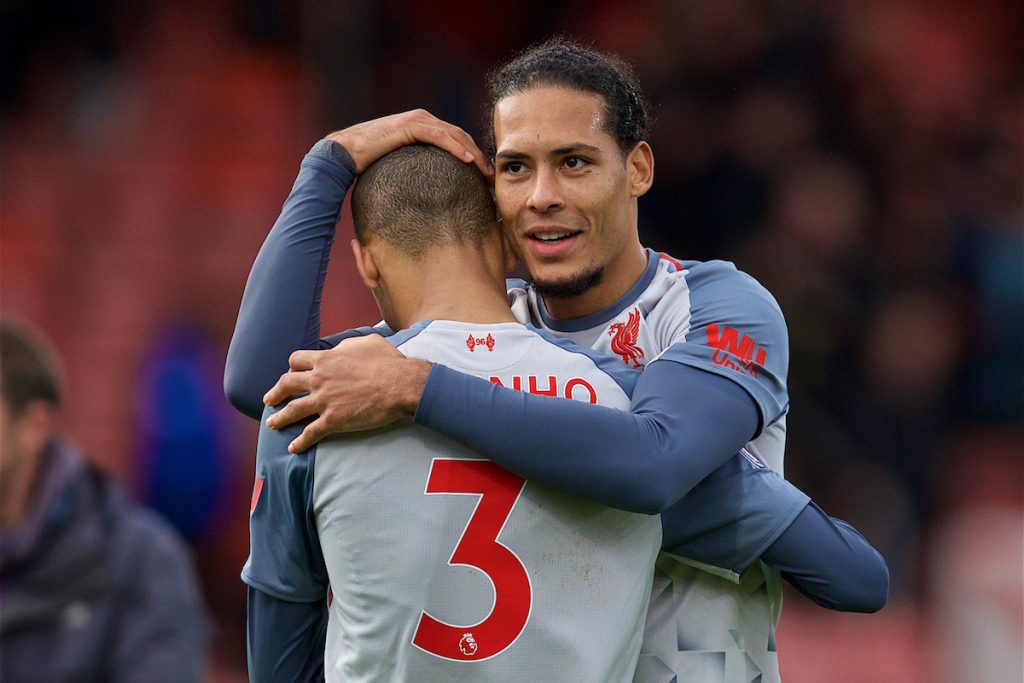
[608, 307, 646, 369]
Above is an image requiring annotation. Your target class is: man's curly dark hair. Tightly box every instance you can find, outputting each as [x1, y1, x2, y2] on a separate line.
[485, 37, 652, 156]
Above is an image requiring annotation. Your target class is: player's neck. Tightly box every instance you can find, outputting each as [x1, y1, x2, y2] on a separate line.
[390, 248, 517, 329]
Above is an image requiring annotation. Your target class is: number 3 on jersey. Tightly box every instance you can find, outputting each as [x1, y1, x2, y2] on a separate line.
[412, 458, 532, 661]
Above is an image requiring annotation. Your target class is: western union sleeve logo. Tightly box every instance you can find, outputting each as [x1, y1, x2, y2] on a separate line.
[707, 323, 767, 378]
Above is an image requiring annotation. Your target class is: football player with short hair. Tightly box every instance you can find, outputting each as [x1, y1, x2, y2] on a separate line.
[245, 144, 665, 682]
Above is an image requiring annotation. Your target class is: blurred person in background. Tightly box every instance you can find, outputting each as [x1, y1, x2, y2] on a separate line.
[0, 320, 210, 682]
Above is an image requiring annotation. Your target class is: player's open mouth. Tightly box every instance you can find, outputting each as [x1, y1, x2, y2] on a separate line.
[525, 230, 582, 258]
[529, 231, 580, 243]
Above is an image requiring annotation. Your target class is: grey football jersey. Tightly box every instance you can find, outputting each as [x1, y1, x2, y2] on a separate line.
[313, 321, 662, 682]
[510, 250, 792, 683]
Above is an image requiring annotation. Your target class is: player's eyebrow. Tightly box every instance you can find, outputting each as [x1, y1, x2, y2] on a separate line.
[495, 149, 529, 161]
[495, 143, 604, 161]
[550, 143, 603, 158]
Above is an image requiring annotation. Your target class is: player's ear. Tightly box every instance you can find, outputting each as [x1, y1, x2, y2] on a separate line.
[627, 141, 654, 198]
[351, 238, 380, 289]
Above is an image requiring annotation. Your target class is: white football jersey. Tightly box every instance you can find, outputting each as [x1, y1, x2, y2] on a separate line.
[510, 249, 792, 683]
[313, 321, 663, 682]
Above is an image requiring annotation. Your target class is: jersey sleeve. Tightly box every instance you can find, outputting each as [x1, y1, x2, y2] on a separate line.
[224, 152, 355, 419]
[665, 475, 890, 613]
[242, 406, 329, 602]
[416, 357, 760, 514]
[657, 260, 789, 431]
[659, 452, 809, 579]
[762, 503, 889, 613]
[417, 361, 864, 581]
[247, 587, 327, 683]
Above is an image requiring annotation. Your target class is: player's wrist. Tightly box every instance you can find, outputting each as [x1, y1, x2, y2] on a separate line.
[394, 358, 431, 416]
[309, 138, 356, 174]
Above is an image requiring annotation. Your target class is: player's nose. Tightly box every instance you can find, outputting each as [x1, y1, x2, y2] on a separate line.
[526, 168, 564, 212]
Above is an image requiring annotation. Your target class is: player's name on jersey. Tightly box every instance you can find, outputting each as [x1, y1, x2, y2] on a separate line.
[488, 374, 600, 404]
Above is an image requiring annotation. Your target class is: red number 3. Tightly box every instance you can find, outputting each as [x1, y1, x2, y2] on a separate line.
[412, 458, 531, 661]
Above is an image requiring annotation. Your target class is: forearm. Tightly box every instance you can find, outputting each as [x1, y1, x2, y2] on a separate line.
[415, 359, 758, 513]
[764, 502, 890, 612]
[247, 588, 327, 683]
[659, 454, 809, 575]
[225, 147, 355, 419]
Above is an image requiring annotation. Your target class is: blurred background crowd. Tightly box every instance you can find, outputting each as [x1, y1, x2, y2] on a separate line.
[2, 0, 1020, 680]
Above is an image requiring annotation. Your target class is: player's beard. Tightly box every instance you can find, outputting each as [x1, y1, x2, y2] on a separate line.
[532, 265, 604, 301]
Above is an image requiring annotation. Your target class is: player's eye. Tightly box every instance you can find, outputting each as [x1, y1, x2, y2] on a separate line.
[500, 161, 526, 175]
[563, 156, 588, 170]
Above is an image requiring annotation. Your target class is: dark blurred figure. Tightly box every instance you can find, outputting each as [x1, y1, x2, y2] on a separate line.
[0, 320, 209, 682]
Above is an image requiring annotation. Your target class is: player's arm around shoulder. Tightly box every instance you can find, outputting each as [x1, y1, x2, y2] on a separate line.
[263, 333, 431, 454]
[224, 109, 488, 421]
[223, 143, 357, 420]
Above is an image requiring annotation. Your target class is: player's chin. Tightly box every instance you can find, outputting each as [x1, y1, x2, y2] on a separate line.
[531, 266, 604, 300]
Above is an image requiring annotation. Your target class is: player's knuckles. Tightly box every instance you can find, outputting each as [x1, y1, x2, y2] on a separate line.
[277, 401, 301, 422]
[305, 421, 325, 444]
[302, 424, 327, 447]
[295, 432, 317, 450]
[307, 367, 329, 391]
[315, 402, 339, 425]
[283, 400, 306, 419]
[268, 388, 291, 407]
[270, 378, 294, 398]
[292, 394, 318, 414]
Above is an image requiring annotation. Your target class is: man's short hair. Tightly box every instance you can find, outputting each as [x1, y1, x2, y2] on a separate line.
[351, 144, 496, 258]
[0, 320, 63, 416]
[486, 37, 651, 156]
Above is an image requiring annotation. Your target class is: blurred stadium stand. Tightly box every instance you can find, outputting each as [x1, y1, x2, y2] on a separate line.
[2, 1, 1020, 680]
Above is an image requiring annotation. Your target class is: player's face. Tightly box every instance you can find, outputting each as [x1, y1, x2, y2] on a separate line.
[493, 85, 651, 317]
